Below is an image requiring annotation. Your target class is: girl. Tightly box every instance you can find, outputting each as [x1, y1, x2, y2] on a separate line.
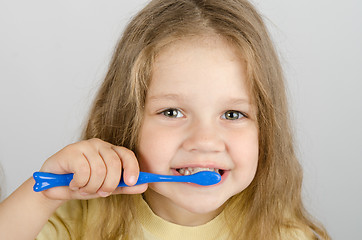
[0, 0, 330, 239]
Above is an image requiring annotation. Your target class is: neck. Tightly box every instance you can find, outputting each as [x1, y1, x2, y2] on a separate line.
[143, 189, 224, 226]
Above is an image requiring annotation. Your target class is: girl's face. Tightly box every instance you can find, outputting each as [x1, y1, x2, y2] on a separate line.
[138, 35, 259, 226]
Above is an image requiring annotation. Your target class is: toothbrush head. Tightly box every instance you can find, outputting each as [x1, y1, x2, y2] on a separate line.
[190, 171, 221, 186]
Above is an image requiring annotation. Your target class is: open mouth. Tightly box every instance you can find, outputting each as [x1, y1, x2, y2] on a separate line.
[176, 167, 225, 176]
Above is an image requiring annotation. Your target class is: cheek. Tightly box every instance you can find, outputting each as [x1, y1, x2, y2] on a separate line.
[229, 127, 259, 171]
[227, 130, 259, 194]
[137, 122, 180, 172]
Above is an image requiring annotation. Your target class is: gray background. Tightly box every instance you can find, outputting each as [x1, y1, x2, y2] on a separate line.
[0, 1, 361, 239]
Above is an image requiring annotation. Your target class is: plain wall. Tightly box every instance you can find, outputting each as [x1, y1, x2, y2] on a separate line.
[1, 1, 361, 239]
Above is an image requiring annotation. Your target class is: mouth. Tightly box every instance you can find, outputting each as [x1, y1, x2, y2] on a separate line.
[175, 167, 225, 177]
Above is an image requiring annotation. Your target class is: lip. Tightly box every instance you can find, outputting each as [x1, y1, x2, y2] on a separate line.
[172, 163, 228, 170]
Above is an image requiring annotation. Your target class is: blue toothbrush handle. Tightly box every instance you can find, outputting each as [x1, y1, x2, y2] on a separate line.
[33, 172, 148, 192]
[117, 172, 180, 187]
[33, 172, 74, 192]
[33, 171, 220, 192]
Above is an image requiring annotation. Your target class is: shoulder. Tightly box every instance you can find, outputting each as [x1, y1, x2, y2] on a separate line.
[281, 227, 317, 240]
[36, 200, 88, 240]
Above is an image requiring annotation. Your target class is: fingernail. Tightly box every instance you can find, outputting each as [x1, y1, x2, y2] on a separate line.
[98, 191, 111, 197]
[70, 186, 79, 191]
[80, 191, 89, 196]
[128, 176, 137, 185]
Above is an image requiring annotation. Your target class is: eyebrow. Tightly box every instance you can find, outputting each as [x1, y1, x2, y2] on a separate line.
[147, 93, 185, 102]
[225, 97, 251, 106]
[148, 94, 250, 106]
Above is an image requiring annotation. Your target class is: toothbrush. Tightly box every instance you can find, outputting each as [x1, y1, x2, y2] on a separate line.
[33, 171, 221, 192]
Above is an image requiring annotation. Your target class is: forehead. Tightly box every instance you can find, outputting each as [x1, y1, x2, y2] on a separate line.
[154, 34, 242, 67]
[147, 35, 250, 104]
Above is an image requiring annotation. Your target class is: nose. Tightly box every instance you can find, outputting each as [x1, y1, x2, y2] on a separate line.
[182, 120, 225, 153]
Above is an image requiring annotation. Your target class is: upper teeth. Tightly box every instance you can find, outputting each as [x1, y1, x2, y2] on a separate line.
[177, 167, 220, 175]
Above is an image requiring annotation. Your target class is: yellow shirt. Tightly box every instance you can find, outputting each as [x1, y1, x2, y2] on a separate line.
[36, 196, 228, 240]
[37, 195, 311, 239]
[136, 196, 228, 240]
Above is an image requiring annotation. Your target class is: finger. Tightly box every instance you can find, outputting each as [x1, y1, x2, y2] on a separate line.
[78, 149, 107, 195]
[42, 186, 73, 200]
[111, 146, 140, 186]
[96, 147, 122, 197]
[67, 152, 91, 191]
[112, 183, 148, 195]
[72, 183, 148, 199]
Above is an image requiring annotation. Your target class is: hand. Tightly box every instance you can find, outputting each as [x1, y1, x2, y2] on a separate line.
[39, 138, 147, 200]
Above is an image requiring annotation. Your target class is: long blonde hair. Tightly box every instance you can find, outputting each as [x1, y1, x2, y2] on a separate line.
[79, 0, 329, 239]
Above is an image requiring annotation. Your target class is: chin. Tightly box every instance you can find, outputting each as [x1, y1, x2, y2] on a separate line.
[183, 204, 224, 215]
[147, 183, 237, 219]
[174, 193, 228, 215]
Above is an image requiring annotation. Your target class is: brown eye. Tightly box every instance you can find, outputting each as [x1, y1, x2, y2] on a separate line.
[222, 110, 245, 120]
[162, 108, 184, 118]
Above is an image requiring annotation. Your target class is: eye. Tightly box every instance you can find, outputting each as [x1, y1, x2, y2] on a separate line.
[222, 110, 245, 120]
[161, 108, 184, 118]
